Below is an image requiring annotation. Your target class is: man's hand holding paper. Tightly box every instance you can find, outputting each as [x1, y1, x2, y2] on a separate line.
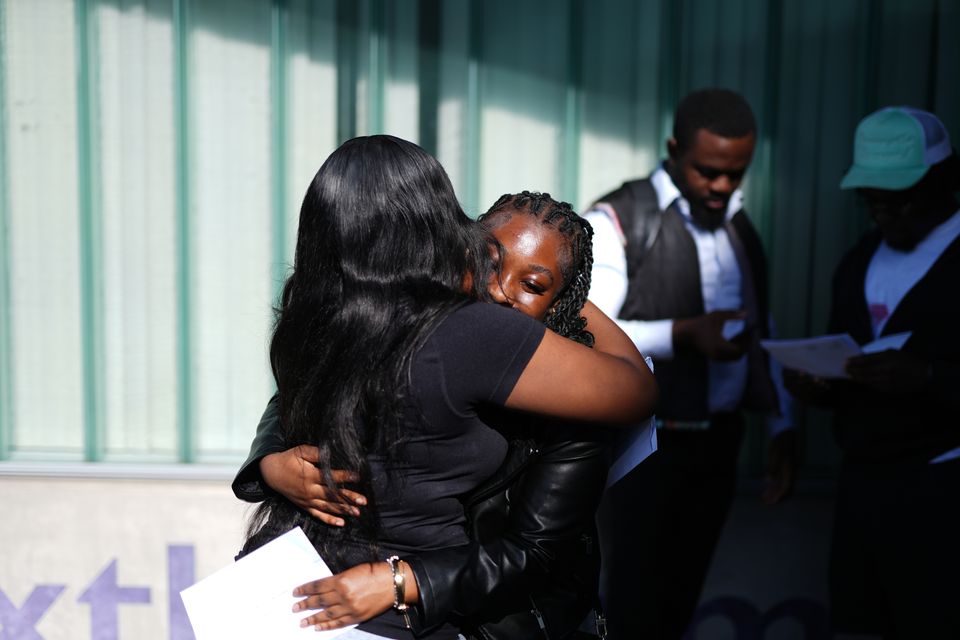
[845, 348, 930, 395]
[761, 332, 912, 379]
[768, 331, 918, 405]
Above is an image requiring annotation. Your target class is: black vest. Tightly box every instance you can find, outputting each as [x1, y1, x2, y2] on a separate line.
[595, 178, 779, 421]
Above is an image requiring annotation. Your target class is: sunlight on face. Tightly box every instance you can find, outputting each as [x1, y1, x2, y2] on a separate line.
[485, 213, 567, 321]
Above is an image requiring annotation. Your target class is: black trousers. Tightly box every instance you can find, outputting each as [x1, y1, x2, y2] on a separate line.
[829, 456, 960, 638]
[596, 414, 744, 640]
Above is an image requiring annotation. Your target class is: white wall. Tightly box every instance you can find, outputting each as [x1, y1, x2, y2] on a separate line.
[0, 471, 248, 639]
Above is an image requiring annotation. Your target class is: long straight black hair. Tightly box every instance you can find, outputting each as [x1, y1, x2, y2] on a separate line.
[246, 135, 490, 566]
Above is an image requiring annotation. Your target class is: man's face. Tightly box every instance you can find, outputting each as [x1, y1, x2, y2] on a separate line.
[667, 129, 756, 229]
[857, 187, 927, 251]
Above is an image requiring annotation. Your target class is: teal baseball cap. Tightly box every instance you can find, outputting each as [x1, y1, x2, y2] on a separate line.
[840, 106, 953, 191]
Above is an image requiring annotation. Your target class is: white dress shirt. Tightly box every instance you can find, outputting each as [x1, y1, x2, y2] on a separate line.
[585, 166, 792, 434]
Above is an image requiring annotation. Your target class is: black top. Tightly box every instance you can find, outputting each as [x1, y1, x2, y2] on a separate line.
[351, 301, 545, 638]
[233, 302, 607, 640]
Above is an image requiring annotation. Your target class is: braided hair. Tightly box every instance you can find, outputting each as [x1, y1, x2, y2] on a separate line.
[479, 191, 595, 347]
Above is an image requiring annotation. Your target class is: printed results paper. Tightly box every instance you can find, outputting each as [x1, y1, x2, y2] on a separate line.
[180, 527, 356, 639]
[760, 332, 911, 379]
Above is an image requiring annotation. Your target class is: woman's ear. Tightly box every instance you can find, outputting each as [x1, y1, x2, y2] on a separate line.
[461, 270, 474, 294]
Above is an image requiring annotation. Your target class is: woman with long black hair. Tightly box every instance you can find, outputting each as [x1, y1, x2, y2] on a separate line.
[241, 135, 656, 639]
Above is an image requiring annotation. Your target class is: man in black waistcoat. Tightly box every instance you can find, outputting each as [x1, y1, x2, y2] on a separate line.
[586, 88, 796, 638]
[786, 106, 960, 638]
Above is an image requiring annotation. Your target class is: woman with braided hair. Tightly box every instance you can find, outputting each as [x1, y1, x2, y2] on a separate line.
[480, 191, 596, 348]
[236, 189, 634, 638]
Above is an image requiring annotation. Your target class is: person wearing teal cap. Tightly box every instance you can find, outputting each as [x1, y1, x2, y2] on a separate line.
[786, 106, 960, 637]
[840, 106, 954, 192]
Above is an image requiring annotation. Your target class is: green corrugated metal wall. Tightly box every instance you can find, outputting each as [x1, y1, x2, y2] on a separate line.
[0, 0, 957, 471]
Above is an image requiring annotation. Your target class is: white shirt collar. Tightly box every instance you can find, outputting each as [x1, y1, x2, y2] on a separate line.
[650, 164, 744, 227]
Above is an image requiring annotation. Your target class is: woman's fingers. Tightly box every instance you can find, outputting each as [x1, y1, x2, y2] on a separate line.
[293, 578, 331, 598]
[276, 457, 369, 523]
[329, 469, 362, 484]
[293, 592, 336, 612]
[309, 497, 360, 517]
[307, 508, 346, 527]
[335, 487, 368, 506]
[294, 444, 321, 464]
[306, 475, 367, 508]
[291, 583, 364, 630]
[299, 605, 358, 630]
[324, 483, 367, 507]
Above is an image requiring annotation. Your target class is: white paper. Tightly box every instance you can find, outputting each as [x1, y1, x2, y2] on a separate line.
[862, 331, 912, 354]
[606, 356, 658, 487]
[607, 418, 657, 488]
[180, 527, 355, 639]
[761, 332, 912, 379]
[760, 334, 861, 379]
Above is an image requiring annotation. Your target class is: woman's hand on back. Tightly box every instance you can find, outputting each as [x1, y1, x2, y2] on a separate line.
[292, 560, 419, 630]
[259, 446, 367, 526]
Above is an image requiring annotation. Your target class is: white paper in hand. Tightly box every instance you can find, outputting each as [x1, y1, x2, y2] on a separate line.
[862, 331, 912, 354]
[760, 334, 862, 379]
[180, 527, 355, 639]
[761, 332, 913, 379]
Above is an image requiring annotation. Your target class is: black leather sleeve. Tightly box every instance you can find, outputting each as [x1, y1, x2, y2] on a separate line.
[231, 394, 286, 502]
[405, 427, 611, 634]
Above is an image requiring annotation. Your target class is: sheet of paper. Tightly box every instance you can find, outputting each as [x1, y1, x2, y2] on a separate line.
[606, 356, 658, 487]
[862, 331, 912, 354]
[761, 331, 913, 379]
[760, 334, 862, 379]
[607, 417, 657, 488]
[180, 527, 355, 639]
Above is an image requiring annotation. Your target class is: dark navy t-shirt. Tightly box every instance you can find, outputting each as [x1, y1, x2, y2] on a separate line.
[354, 302, 545, 638]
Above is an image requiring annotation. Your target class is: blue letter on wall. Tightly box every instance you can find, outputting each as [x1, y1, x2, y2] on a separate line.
[167, 545, 195, 640]
[78, 559, 150, 640]
[0, 585, 65, 640]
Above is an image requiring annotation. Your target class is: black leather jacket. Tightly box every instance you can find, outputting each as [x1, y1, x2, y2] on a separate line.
[233, 397, 611, 639]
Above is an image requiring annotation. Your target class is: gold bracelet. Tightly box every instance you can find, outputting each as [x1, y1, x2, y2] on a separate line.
[385, 555, 412, 629]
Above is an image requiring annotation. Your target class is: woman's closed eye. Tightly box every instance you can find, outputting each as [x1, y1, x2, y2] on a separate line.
[521, 279, 548, 295]
[487, 216, 567, 321]
[520, 263, 555, 294]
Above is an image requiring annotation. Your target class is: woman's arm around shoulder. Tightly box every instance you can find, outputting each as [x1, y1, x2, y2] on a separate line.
[507, 301, 658, 425]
